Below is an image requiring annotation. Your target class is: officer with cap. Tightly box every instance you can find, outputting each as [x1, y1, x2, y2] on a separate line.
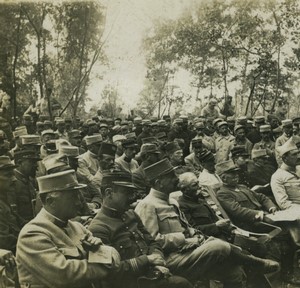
[132, 143, 161, 198]
[16, 170, 120, 288]
[233, 125, 253, 156]
[115, 138, 139, 173]
[184, 138, 204, 176]
[89, 171, 192, 288]
[253, 125, 276, 159]
[136, 120, 153, 147]
[10, 126, 28, 158]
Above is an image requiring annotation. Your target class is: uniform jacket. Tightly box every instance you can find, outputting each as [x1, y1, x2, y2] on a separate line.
[0, 198, 21, 253]
[184, 153, 203, 176]
[217, 184, 276, 230]
[77, 150, 102, 205]
[16, 208, 109, 288]
[115, 154, 139, 174]
[135, 189, 194, 254]
[271, 163, 300, 210]
[89, 206, 163, 288]
[13, 169, 37, 222]
[177, 195, 220, 237]
[275, 133, 290, 165]
[214, 134, 235, 163]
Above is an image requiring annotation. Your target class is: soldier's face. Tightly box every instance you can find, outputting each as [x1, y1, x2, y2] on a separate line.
[55, 190, 82, 220]
[223, 171, 239, 186]
[0, 169, 16, 193]
[261, 132, 270, 141]
[22, 159, 38, 177]
[235, 129, 246, 140]
[283, 150, 300, 167]
[113, 186, 139, 210]
[170, 149, 183, 165]
[100, 154, 115, 170]
[219, 125, 229, 136]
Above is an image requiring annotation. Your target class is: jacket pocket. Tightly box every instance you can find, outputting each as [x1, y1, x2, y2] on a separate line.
[157, 211, 183, 233]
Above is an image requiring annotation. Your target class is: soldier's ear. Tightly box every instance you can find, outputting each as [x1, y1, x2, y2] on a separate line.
[105, 187, 113, 198]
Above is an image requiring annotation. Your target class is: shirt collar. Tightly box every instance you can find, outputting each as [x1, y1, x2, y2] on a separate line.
[149, 188, 169, 201]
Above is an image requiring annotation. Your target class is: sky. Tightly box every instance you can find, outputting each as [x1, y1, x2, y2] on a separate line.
[85, 0, 197, 113]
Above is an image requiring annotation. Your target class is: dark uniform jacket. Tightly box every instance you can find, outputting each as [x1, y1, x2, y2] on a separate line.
[13, 169, 37, 222]
[217, 184, 276, 230]
[177, 195, 221, 237]
[0, 198, 22, 253]
[89, 206, 164, 288]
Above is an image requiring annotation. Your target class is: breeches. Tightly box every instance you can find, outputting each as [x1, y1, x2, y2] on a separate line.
[166, 237, 246, 288]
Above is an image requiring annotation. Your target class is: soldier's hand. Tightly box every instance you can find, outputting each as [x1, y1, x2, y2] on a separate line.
[216, 219, 231, 228]
[154, 266, 172, 278]
[0, 249, 15, 270]
[81, 234, 102, 250]
[147, 254, 165, 266]
[269, 207, 278, 214]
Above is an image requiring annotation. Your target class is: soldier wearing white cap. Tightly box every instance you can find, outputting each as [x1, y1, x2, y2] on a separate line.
[10, 126, 28, 158]
[271, 138, 300, 210]
[214, 121, 235, 163]
[55, 118, 69, 141]
[77, 134, 103, 209]
[275, 119, 293, 166]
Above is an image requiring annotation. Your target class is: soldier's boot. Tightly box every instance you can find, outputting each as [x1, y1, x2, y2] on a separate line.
[229, 244, 280, 274]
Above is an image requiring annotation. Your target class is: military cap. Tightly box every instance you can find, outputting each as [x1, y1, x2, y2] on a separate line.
[247, 120, 255, 127]
[122, 138, 137, 148]
[39, 115, 49, 122]
[156, 132, 167, 140]
[215, 159, 239, 175]
[106, 118, 114, 124]
[150, 116, 158, 122]
[85, 134, 103, 146]
[212, 118, 223, 126]
[140, 143, 160, 155]
[86, 119, 97, 126]
[44, 120, 52, 126]
[278, 138, 298, 157]
[142, 119, 152, 126]
[14, 150, 41, 162]
[236, 116, 247, 125]
[125, 132, 136, 140]
[37, 170, 86, 194]
[251, 149, 268, 159]
[55, 118, 65, 125]
[65, 117, 72, 123]
[59, 145, 79, 158]
[41, 129, 56, 137]
[144, 158, 176, 181]
[0, 156, 16, 170]
[112, 135, 126, 143]
[198, 150, 214, 162]
[231, 146, 249, 157]
[234, 125, 246, 133]
[227, 116, 236, 123]
[21, 135, 41, 146]
[42, 154, 69, 173]
[179, 115, 188, 120]
[282, 119, 293, 127]
[23, 114, 32, 121]
[115, 117, 122, 122]
[13, 126, 28, 138]
[92, 116, 99, 122]
[165, 142, 181, 154]
[194, 122, 205, 129]
[98, 142, 117, 157]
[217, 121, 228, 128]
[151, 122, 158, 127]
[259, 125, 271, 133]
[112, 125, 121, 133]
[254, 116, 265, 124]
[133, 117, 142, 124]
[99, 123, 108, 129]
[36, 121, 44, 127]
[141, 137, 157, 144]
[68, 129, 82, 139]
[191, 138, 203, 147]
[173, 118, 183, 125]
[157, 119, 167, 126]
[101, 171, 137, 189]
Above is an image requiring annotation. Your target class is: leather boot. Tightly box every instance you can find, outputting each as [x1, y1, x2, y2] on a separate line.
[229, 245, 280, 274]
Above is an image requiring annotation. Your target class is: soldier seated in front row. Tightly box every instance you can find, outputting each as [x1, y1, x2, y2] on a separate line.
[89, 171, 192, 288]
[16, 170, 120, 288]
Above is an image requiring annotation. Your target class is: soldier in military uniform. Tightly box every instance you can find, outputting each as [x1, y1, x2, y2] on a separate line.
[275, 119, 293, 165]
[16, 170, 120, 288]
[13, 150, 41, 223]
[89, 171, 192, 288]
[0, 156, 22, 253]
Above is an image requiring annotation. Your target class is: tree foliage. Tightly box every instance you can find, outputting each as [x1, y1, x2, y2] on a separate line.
[142, 0, 300, 116]
[0, 1, 107, 121]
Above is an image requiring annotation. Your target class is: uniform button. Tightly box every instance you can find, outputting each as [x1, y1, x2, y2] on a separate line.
[135, 241, 138, 243]
[126, 226, 129, 229]
[132, 232, 135, 235]
[120, 246, 123, 248]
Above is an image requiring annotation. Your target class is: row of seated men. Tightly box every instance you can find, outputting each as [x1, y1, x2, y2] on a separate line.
[1, 112, 300, 286]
